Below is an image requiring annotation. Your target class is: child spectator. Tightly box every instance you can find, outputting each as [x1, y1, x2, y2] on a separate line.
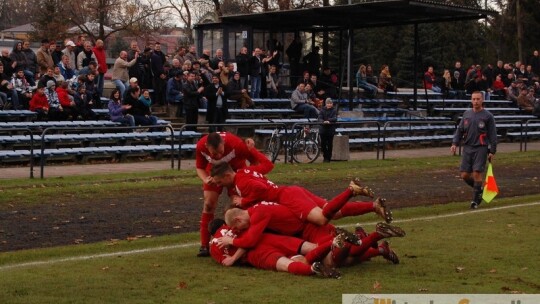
[29, 83, 49, 120]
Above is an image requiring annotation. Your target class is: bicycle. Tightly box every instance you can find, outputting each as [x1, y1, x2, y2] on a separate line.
[265, 124, 320, 163]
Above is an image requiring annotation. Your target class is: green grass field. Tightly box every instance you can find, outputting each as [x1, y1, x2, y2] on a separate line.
[1, 197, 539, 304]
[1, 152, 539, 303]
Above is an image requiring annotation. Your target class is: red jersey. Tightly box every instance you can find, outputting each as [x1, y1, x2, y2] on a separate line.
[29, 93, 49, 112]
[233, 169, 282, 208]
[209, 224, 240, 264]
[232, 202, 304, 249]
[195, 132, 273, 174]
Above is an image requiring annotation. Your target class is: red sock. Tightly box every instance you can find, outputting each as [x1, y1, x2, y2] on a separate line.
[332, 243, 351, 266]
[359, 248, 380, 262]
[287, 261, 314, 276]
[200, 212, 214, 247]
[349, 232, 382, 257]
[322, 189, 352, 219]
[339, 202, 374, 217]
[305, 240, 332, 264]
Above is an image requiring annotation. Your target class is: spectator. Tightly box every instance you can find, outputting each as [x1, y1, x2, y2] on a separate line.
[38, 67, 56, 88]
[127, 41, 142, 82]
[483, 64, 494, 88]
[53, 66, 65, 83]
[112, 50, 139, 98]
[210, 49, 225, 71]
[124, 86, 158, 127]
[235, 47, 250, 90]
[0, 62, 20, 109]
[529, 50, 540, 76]
[11, 68, 33, 109]
[266, 65, 280, 98]
[319, 67, 337, 98]
[298, 71, 311, 86]
[305, 83, 322, 109]
[62, 40, 77, 72]
[22, 40, 38, 80]
[36, 39, 54, 75]
[318, 98, 338, 163]
[493, 60, 506, 82]
[173, 47, 186, 66]
[201, 49, 211, 61]
[205, 75, 227, 132]
[10, 42, 31, 84]
[168, 58, 182, 78]
[441, 69, 453, 97]
[58, 54, 75, 81]
[365, 64, 378, 87]
[51, 41, 63, 66]
[182, 72, 204, 131]
[218, 61, 230, 87]
[139, 89, 152, 107]
[44, 80, 66, 120]
[378, 64, 396, 92]
[1, 48, 16, 76]
[491, 74, 507, 98]
[29, 83, 49, 120]
[166, 71, 184, 117]
[227, 71, 252, 109]
[73, 84, 96, 120]
[76, 41, 98, 71]
[452, 61, 466, 96]
[108, 89, 135, 126]
[356, 64, 378, 98]
[249, 48, 263, 98]
[151, 42, 167, 105]
[290, 83, 318, 118]
[184, 45, 197, 63]
[286, 36, 302, 87]
[56, 81, 79, 120]
[73, 35, 86, 60]
[303, 46, 321, 76]
[517, 87, 538, 115]
[507, 80, 521, 105]
[84, 73, 100, 108]
[92, 39, 107, 97]
[423, 66, 441, 93]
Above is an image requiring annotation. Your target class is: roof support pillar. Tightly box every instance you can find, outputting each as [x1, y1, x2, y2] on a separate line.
[413, 23, 419, 110]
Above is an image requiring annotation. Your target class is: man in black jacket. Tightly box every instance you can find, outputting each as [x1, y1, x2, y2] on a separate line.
[235, 47, 250, 90]
[205, 75, 228, 132]
[124, 86, 158, 127]
[183, 72, 204, 131]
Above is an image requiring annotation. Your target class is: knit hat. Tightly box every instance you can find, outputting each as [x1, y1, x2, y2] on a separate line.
[46, 80, 55, 88]
[129, 77, 138, 83]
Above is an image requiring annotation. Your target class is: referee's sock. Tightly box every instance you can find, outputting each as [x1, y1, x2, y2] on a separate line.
[463, 177, 475, 188]
[473, 181, 483, 203]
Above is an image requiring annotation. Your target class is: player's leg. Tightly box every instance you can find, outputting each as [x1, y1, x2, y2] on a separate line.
[198, 189, 220, 257]
[470, 146, 489, 209]
[334, 197, 393, 223]
[348, 223, 405, 258]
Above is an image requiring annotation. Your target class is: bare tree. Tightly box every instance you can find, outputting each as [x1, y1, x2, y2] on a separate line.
[65, 0, 172, 41]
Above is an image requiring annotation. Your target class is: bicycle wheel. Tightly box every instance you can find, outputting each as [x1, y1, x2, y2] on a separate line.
[265, 133, 282, 163]
[291, 138, 320, 163]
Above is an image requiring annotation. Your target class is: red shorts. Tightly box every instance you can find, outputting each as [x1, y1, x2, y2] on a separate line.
[278, 186, 326, 220]
[246, 234, 303, 270]
[302, 223, 335, 244]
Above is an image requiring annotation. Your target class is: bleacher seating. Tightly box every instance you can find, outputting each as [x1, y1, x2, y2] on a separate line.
[0, 110, 37, 121]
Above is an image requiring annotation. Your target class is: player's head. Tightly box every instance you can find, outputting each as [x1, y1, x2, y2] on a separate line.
[210, 161, 235, 187]
[224, 208, 250, 231]
[206, 132, 225, 157]
[208, 218, 226, 235]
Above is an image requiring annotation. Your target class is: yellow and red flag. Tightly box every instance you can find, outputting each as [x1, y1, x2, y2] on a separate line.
[482, 162, 499, 203]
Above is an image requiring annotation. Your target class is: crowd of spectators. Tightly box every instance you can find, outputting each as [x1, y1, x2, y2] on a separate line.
[1, 35, 539, 121]
[419, 50, 540, 115]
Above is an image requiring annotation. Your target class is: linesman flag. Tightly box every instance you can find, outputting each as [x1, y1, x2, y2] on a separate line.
[482, 162, 499, 203]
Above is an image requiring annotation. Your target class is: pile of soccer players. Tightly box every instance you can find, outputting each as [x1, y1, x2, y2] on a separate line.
[194, 132, 406, 279]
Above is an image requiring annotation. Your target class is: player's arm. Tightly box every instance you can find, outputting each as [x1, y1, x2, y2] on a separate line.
[451, 117, 465, 153]
[196, 168, 213, 186]
[222, 248, 247, 266]
[245, 148, 274, 174]
[232, 216, 269, 248]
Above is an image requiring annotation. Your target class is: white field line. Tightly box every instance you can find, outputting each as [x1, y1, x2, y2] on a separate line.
[1, 201, 539, 271]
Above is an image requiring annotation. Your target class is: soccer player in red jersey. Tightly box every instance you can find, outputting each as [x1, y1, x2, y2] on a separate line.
[208, 219, 340, 278]
[218, 205, 406, 270]
[195, 132, 274, 257]
[210, 162, 393, 226]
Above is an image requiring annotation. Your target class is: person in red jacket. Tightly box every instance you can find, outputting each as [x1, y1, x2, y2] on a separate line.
[29, 83, 49, 120]
[56, 81, 79, 119]
[195, 132, 274, 257]
[92, 39, 107, 97]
